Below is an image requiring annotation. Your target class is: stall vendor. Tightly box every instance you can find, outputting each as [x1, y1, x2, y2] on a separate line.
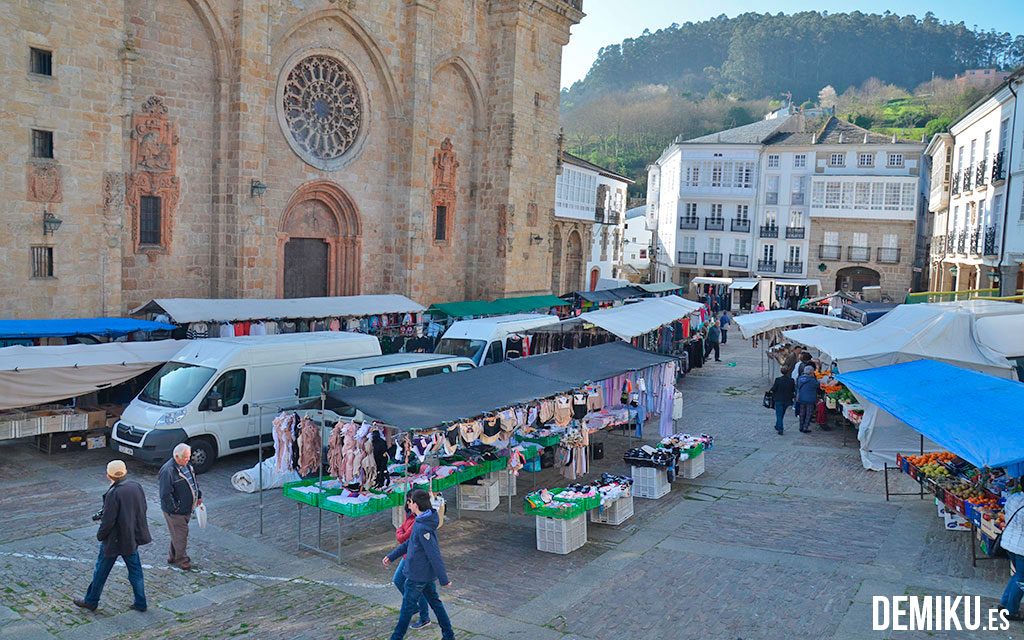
[999, 485, 1024, 621]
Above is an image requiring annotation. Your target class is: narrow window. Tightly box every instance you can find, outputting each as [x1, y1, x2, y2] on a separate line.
[30, 48, 53, 76]
[31, 129, 53, 159]
[434, 205, 448, 241]
[139, 195, 162, 245]
[31, 246, 54, 278]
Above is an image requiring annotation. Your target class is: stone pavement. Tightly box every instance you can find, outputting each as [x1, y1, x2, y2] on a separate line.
[0, 340, 1015, 639]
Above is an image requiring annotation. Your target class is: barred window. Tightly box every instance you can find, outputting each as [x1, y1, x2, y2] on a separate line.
[30, 48, 53, 76]
[139, 196, 162, 245]
[31, 129, 53, 159]
[31, 246, 53, 278]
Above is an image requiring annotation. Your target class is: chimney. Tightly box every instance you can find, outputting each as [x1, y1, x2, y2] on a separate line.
[838, 132, 844, 143]
[892, 133, 897, 143]
[863, 133, 869, 144]
[812, 132, 817, 144]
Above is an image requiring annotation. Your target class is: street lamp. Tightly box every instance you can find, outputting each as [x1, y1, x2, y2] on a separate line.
[42, 210, 63, 235]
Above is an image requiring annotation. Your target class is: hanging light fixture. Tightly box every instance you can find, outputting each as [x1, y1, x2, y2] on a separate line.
[250, 179, 268, 197]
[42, 209, 63, 235]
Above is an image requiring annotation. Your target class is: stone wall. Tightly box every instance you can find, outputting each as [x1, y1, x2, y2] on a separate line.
[809, 218, 917, 299]
[0, 0, 582, 318]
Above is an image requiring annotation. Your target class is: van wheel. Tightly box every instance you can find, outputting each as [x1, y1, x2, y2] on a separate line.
[187, 437, 217, 474]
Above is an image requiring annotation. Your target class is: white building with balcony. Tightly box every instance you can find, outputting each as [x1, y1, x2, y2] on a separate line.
[621, 206, 652, 280]
[648, 120, 782, 287]
[926, 69, 1024, 296]
[553, 152, 633, 293]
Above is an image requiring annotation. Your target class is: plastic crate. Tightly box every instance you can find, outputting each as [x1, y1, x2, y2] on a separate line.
[319, 492, 394, 518]
[590, 495, 634, 526]
[631, 466, 670, 499]
[535, 514, 587, 554]
[679, 452, 705, 479]
[458, 477, 499, 511]
[487, 470, 518, 497]
[282, 477, 339, 506]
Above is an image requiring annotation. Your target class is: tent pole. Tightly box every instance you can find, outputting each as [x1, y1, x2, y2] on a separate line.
[258, 404, 265, 536]
[317, 392, 325, 554]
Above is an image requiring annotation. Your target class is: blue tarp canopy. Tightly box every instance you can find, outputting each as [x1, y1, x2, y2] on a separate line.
[838, 360, 1024, 476]
[0, 318, 175, 339]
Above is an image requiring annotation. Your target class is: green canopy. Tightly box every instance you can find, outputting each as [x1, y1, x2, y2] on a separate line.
[428, 295, 568, 319]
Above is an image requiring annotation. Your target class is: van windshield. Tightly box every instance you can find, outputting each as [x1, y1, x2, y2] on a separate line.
[435, 339, 486, 362]
[139, 362, 216, 408]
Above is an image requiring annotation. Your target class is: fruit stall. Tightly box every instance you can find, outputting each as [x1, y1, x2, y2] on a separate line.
[895, 452, 1011, 564]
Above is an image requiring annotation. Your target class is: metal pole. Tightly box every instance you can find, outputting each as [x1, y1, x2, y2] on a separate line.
[317, 392, 325, 553]
[258, 404, 265, 536]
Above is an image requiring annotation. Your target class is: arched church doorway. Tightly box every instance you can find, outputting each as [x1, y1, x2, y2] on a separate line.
[835, 266, 880, 292]
[278, 181, 361, 298]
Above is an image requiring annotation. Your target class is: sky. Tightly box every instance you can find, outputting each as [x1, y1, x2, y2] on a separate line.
[561, 1, 1024, 89]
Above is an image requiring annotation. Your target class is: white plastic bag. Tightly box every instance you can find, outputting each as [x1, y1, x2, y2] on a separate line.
[195, 503, 208, 529]
[230, 457, 301, 493]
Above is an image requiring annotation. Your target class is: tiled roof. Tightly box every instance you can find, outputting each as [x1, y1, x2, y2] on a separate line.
[679, 118, 786, 144]
[764, 116, 919, 146]
[561, 152, 635, 183]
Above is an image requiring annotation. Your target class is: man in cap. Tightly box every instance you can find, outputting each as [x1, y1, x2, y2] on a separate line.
[159, 443, 201, 570]
[74, 460, 151, 612]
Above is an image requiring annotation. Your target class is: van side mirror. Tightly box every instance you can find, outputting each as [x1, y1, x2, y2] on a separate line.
[202, 389, 224, 412]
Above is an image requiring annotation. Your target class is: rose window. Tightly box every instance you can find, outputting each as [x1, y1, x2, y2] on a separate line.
[281, 55, 362, 167]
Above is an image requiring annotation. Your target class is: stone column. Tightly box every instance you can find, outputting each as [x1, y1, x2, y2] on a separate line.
[1000, 263, 1019, 296]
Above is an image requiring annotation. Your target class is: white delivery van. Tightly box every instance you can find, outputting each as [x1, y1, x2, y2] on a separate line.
[296, 353, 475, 422]
[110, 332, 381, 472]
[434, 314, 559, 366]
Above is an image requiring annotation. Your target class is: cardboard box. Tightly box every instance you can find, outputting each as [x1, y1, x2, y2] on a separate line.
[86, 434, 107, 450]
[85, 410, 106, 430]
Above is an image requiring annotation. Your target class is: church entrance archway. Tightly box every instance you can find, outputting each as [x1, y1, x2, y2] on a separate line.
[565, 230, 584, 293]
[277, 181, 361, 298]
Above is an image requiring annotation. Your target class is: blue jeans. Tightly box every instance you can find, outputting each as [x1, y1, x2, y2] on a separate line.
[1001, 551, 1024, 614]
[774, 401, 790, 432]
[392, 559, 429, 624]
[83, 543, 147, 610]
[390, 578, 454, 640]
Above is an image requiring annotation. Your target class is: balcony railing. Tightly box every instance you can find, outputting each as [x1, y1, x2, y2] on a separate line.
[932, 236, 946, 257]
[759, 224, 779, 238]
[704, 218, 724, 231]
[819, 244, 841, 260]
[877, 247, 901, 263]
[757, 259, 777, 272]
[956, 229, 967, 253]
[731, 219, 750, 233]
[992, 151, 1006, 183]
[704, 252, 723, 266]
[677, 251, 697, 265]
[984, 225, 998, 256]
[791, 193, 805, 205]
[766, 193, 779, 205]
[848, 246, 871, 262]
[607, 213, 621, 225]
[946, 234, 955, 253]
[783, 260, 803, 274]
[976, 160, 988, 188]
[951, 171, 960, 195]
[729, 253, 749, 268]
[595, 208, 605, 223]
[678, 218, 699, 230]
[969, 228, 981, 254]
[785, 226, 806, 239]
[962, 166, 973, 192]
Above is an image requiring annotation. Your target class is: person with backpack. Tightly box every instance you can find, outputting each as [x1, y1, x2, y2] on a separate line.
[383, 489, 455, 640]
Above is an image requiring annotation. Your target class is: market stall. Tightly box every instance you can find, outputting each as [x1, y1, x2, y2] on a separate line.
[0, 317, 176, 347]
[427, 295, 570, 322]
[264, 343, 683, 558]
[634, 282, 685, 298]
[561, 286, 645, 312]
[838, 360, 1024, 563]
[132, 295, 431, 354]
[784, 301, 1024, 470]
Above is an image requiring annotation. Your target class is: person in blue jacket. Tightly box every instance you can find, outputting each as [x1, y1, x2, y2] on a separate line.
[796, 365, 820, 433]
[383, 489, 455, 640]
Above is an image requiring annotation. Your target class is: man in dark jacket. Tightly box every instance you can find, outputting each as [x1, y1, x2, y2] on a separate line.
[705, 321, 722, 362]
[74, 460, 151, 612]
[383, 489, 455, 640]
[770, 367, 796, 435]
[158, 443, 201, 570]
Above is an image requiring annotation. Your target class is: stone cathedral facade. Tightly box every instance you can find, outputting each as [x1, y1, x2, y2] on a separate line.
[1, 0, 583, 317]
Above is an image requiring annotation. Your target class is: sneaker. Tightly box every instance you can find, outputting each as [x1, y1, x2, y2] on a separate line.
[410, 619, 432, 630]
[73, 598, 97, 611]
[129, 603, 147, 612]
[1005, 610, 1024, 621]
[775, 429, 784, 435]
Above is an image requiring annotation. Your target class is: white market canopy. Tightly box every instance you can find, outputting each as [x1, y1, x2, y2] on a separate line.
[691, 277, 733, 286]
[732, 310, 860, 339]
[0, 341, 187, 410]
[771, 278, 821, 288]
[783, 300, 1024, 378]
[578, 295, 703, 340]
[133, 295, 426, 325]
[727, 279, 759, 290]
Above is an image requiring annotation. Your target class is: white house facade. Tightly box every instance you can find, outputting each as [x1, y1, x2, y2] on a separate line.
[621, 205, 652, 280]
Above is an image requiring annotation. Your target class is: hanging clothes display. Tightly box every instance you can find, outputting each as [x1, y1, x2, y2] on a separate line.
[272, 412, 297, 472]
[297, 416, 321, 476]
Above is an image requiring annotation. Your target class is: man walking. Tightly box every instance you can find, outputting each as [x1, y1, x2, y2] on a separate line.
[770, 366, 796, 435]
[74, 460, 151, 612]
[383, 489, 455, 640]
[705, 321, 722, 362]
[719, 310, 732, 344]
[159, 443, 201, 571]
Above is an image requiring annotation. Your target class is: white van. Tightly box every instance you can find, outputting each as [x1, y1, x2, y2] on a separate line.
[110, 332, 381, 472]
[434, 314, 559, 366]
[296, 353, 475, 422]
